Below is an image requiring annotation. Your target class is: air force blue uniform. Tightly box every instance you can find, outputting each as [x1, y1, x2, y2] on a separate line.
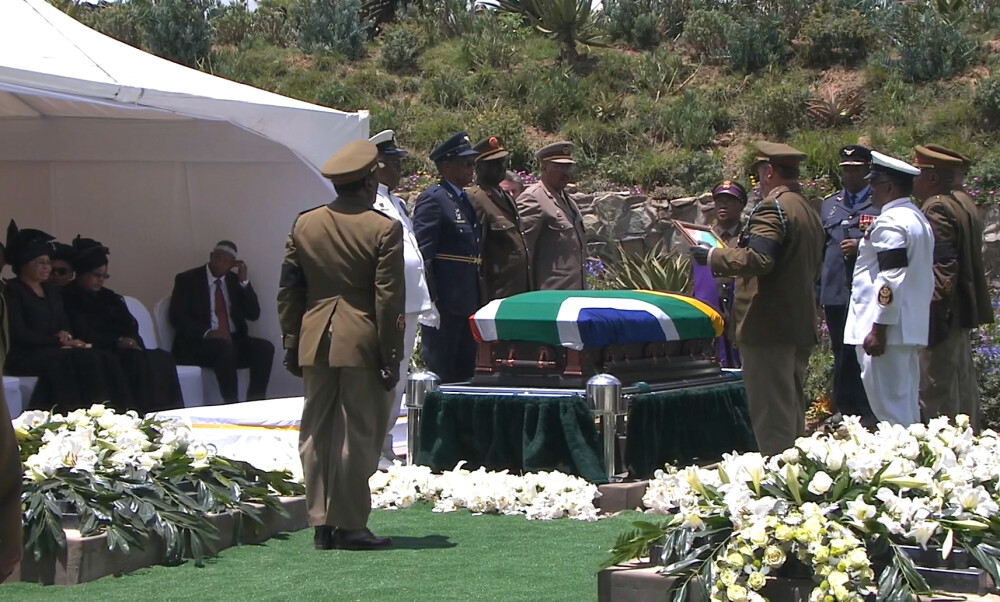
[819, 185, 877, 420]
[412, 133, 482, 382]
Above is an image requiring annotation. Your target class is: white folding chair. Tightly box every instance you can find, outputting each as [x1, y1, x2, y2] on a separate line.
[151, 295, 207, 408]
[153, 295, 247, 406]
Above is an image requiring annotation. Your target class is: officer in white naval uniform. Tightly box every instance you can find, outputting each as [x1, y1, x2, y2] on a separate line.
[370, 130, 433, 467]
[845, 151, 934, 426]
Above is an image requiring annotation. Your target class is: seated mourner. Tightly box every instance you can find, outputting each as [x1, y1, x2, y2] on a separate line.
[63, 237, 184, 413]
[2, 221, 132, 412]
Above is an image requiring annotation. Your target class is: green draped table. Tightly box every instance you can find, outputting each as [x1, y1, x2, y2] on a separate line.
[415, 381, 757, 484]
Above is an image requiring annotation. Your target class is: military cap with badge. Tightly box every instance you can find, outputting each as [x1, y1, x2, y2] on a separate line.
[712, 180, 748, 206]
[839, 144, 872, 167]
[535, 141, 575, 164]
[321, 140, 379, 185]
[369, 129, 409, 159]
[912, 144, 967, 171]
[430, 131, 479, 164]
[473, 136, 509, 163]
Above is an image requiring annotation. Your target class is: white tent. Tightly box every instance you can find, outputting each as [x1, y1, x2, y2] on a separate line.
[0, 0, 368, 398]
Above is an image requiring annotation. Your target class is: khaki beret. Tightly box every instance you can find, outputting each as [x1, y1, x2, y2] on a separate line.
[321, 140, 378, 184]
[750, 141, 807, 170]
[473, 136, 509, 162]
[913, 144, 968, 170]
[535, 141, 575, 164]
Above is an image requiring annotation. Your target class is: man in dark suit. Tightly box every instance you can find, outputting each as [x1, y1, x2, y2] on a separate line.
[169, 240, 273, 403]
[412, 131, 482, 383]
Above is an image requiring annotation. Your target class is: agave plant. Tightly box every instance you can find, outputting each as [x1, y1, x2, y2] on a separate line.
[490, 0, 608, 67]
[806, 90, 865, 128]
[608, 243, 692, 294]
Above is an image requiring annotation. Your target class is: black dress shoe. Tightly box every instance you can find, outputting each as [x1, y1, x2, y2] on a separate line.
[333, 528, 392, 551]
[314, 526, 334, 550]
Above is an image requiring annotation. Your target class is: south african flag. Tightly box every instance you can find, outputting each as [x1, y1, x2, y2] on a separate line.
[470, 290, 724, 351]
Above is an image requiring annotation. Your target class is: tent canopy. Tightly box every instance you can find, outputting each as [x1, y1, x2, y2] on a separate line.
[0, 0, 369, 398]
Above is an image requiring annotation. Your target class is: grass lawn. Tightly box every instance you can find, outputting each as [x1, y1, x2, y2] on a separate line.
[1, 505, 642, 602]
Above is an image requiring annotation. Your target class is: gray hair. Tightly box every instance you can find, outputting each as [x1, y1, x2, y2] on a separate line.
[503, 170, 524, 185]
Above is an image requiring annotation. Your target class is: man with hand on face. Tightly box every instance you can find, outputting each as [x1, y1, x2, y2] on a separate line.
[466, 135, 531, 302]
[369, 129, 432, 468]
[412, 131, 482, 383]
[169, 240, 273, 404]
[913, 144, 992, 431]
[690, 141, 824, 456]
[819, 145, 877, 425]
[517, 141, 586, 290]
[845, 151, 933, 426]
[278, 140, 405, 551]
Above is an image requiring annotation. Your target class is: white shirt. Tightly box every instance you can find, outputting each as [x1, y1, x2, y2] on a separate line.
[845, 197, 934, 347]
[374, 183, 433, 314]
[205, 264, 242, 333]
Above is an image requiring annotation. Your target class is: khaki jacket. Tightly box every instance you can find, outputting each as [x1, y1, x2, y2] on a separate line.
[516, 181, 586, 290]
[922, 191, 993, 331]
[277, 194, 405, 369]
[709, 185, 824, 346]
[467, 183, 531, 301]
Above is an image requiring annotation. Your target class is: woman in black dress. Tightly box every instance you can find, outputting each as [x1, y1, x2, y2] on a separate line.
[3, 222, 132, 413]
[63, 238, 184, 413]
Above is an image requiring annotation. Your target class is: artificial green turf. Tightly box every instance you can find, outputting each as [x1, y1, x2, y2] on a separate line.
[1, 505, 642, 602]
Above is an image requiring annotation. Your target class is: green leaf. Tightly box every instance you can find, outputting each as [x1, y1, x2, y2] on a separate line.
[660, 543, 711, 577]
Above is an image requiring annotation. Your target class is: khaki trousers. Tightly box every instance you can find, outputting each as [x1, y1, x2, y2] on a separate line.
[299, 365, 394, 530]
[0, 387, 22, 583]
[921, 328, 979, 430]
[740, 343, 811, 457]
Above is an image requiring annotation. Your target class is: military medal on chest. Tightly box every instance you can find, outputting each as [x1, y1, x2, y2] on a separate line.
[859, 214, 874, 238]
[455, 206, 466, 224]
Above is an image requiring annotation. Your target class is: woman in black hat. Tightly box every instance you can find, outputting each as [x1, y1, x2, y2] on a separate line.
[63, 237, 183, 413]
[2, 222, 132, 412]
[47, 242, 76, 287]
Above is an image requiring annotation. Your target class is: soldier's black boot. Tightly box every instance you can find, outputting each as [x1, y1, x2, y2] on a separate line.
[314, 526, 334, 550]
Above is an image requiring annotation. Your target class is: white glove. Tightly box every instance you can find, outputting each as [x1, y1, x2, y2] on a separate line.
[418, 304, 441, 329]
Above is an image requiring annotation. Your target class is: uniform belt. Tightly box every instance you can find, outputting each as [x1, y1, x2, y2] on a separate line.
[435, 253, 482, 265]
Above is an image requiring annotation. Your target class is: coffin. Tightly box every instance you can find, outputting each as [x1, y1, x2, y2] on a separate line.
[469, 290, 725, 387]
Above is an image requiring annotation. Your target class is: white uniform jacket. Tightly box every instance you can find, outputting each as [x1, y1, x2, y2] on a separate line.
[375, 184, 433, 315]
[845, 197, 934, 346]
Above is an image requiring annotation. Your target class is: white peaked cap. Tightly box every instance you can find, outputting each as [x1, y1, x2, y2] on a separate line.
[868, 150, 921, 178]
[369, 130, 395, 145]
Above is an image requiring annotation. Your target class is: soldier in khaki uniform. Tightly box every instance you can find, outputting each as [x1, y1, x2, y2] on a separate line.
[913, 144, 993, 431]
[692, 142, 824, 456]
[278, 140, 405, 551]
[466, 136, 531, 301]
[0, 290, 22, 583]
[710, 180, 748, 368]
[516, 142, 586, 290]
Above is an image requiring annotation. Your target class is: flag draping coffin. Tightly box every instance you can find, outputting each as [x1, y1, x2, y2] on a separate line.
[469, 290, 725, 387]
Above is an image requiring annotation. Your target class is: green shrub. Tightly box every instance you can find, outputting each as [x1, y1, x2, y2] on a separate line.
[398, 0, 479, 45]
[682, 9, 735, 62]
[209, 1, 254, 47]
[144, 0, 214, 68]
[798, 6, 874, 67]
[292, 0, 371, 60]
[862, 70, 917, 127]
[345, 67, 399, 99]
[79, 1, 146, 49]
[632, 49, 692, 97]
[524, 69, 590, 132]
[601, 149, 722, 195]
[420, 65, 470, 109]
[379, 22, 425, 73]
[967, 151, 1000, 206]
[469, 109, 533, 172]
[726, 16, 791, 74]
[314, 80, 371, 110]
[460, 12, 528, 70]
[588, 51, 642, 96]
[560, 117, 642, 160]
[643, 91, 730, 150]
[605, 0, 663, 50]
[741, 78, 809, 138]
[790, 129, 867, 188]
[369, 99, 415, 141]
[250, 4, 295, 48]
[975, 76, 1000, 129]
[897, 10, 975, 82]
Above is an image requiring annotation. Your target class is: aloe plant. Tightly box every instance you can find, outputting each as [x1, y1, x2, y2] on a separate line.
[608, 244, 692, 294]
[491, 0, 608, 67]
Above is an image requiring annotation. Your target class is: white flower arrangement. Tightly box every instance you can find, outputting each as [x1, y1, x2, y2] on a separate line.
[610, 415, 1000, 601]
[370, 461, 601, 521]
[14, 405, 303, 565]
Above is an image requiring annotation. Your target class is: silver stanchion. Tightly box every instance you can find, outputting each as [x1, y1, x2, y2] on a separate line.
[587, 373, 622, 480]
[405, 371, 440, 465]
